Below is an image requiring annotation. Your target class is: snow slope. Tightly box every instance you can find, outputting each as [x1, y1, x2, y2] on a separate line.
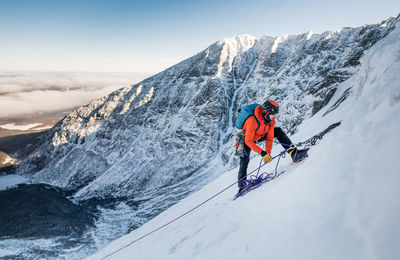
[87, 20, 400, 260]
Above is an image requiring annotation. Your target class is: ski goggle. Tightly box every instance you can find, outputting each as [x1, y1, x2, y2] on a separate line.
[262, 110, 278, 115]
[262, 107, 279, 115]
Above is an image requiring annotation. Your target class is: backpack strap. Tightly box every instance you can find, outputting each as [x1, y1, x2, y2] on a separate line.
[243, 114, 260, 132]
[253, 115, 260, 131]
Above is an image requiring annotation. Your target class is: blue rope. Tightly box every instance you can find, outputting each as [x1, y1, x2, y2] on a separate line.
[236, 151, 286, 197]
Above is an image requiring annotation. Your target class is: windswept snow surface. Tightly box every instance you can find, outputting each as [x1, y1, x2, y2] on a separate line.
[88, 23, 400, 260]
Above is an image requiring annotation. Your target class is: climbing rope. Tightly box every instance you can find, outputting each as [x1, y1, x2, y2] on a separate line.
[236, 151, 286, 197]
[99, 151, 286, 260]
[297, 121, 342, 147]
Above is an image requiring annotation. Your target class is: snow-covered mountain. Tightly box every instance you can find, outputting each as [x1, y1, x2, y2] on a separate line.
[5, 14, 399, 259]
[88, 17, 400, 260]
[16, 16, 398, 203]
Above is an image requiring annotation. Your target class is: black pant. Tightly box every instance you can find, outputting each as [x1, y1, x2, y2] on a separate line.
[238, 127, 292, 188]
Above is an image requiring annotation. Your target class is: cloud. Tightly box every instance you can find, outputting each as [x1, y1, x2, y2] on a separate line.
[0, 71, 150, 119]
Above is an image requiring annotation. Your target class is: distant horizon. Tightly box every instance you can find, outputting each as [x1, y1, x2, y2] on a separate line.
[0, 71, 151, 120]
[0, 69, 153, 75]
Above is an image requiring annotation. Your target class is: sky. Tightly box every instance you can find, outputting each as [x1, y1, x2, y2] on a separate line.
[0, 0, 399, 74]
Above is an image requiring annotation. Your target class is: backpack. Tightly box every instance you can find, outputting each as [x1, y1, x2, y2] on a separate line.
[234, 103, 260, 130]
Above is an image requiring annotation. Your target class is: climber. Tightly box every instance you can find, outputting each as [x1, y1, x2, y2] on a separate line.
[237, 99, 309, 193]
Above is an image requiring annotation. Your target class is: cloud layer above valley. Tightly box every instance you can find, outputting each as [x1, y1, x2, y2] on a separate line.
[0, 71, 150, 119]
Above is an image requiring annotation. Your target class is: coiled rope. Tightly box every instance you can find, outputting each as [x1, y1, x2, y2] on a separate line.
[236, 150, 287, 197]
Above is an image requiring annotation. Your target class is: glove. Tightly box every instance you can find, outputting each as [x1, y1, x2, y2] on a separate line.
[261, 151, 272, 163]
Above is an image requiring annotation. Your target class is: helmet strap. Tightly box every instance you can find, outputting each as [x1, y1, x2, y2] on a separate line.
[263, 112, 272, 123]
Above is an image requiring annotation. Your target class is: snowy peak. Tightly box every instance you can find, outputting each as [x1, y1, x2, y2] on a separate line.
[217, 34, 256, 52]
[203, 34, 256, 78]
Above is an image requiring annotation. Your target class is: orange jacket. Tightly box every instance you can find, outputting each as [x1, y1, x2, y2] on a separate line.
[242, 105, 275, 154]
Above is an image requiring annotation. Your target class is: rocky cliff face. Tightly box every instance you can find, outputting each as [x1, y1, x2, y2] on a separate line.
[17, 16, 398, 201]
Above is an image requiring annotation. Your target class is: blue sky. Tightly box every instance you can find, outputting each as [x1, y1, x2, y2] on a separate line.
[0, 0, 398, 73]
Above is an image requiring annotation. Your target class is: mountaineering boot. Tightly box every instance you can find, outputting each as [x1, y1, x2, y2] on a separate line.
[235, 187, 244, 198]
[288, 147, 310, 163]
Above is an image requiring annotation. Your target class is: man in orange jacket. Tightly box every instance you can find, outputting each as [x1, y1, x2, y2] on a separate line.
[237, 100, 309, 193]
